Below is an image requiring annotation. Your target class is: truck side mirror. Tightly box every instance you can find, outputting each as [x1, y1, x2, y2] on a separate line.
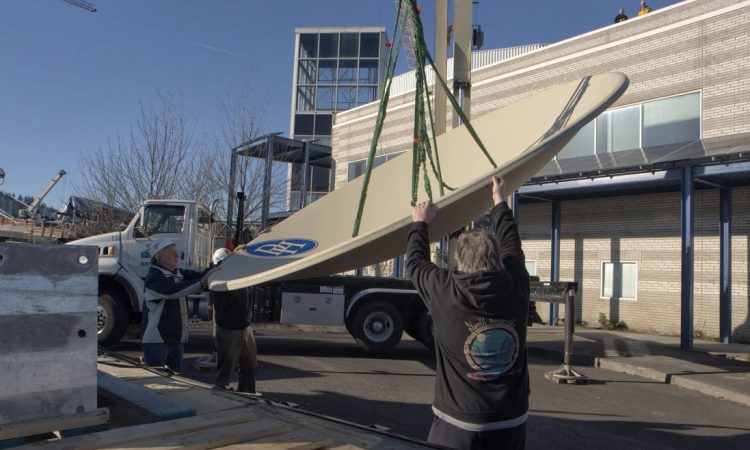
[134, 224, 147, 238]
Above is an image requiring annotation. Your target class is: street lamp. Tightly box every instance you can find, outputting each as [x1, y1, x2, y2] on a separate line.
[0, 167, 5, 185]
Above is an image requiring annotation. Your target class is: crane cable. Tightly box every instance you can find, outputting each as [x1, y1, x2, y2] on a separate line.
[352, 0, 496, 237]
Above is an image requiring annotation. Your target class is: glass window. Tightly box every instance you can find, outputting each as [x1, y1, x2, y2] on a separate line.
[601, 262, 637, 299]
[385, 151, 404, 161]
[340, 33, 359, 57]
[643, 92, 700, 147]
[297, 59, 316, 85]
[296, 86, 315, 111]
[318, 60, 336, 84]
[311, 166, 331, 191]
[299, 33, 318, 58]
[358, 86, 377, 105]
[141, 205, 185, 236]
[315, 136, 331, 147]
[316, 87, 334, 110]
[319, 33, 338, 58]
[336, 86, 357, 110]
[338, 59, 357, 83]
[347, 155, 390, 181]
[294, 114, 315, 135]
[360, 33, 380, 57]
[557, 120, 594, 159]
[348, 160, 366, 181]
[314, 114, 332, 135]
[358, 59, 378, 84]
[596, 105, 640, 154]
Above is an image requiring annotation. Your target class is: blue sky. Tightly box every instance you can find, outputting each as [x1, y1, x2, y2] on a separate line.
[0, 0, 681, 206]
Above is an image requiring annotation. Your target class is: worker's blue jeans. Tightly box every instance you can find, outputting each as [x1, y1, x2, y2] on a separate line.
[142, 342, 183, 373]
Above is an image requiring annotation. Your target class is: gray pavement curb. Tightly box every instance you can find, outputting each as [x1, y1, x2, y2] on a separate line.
[595, 357, 669, 383]
[596, 356, 750, 407]
[670, 375, 750, 407]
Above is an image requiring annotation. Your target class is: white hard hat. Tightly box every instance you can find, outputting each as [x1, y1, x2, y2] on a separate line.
[212, 248, 231, 265]
[151, 240, 177, 263]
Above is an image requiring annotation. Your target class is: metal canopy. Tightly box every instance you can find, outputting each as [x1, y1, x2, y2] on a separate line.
[519, 138, 750, 203]
[227, 133, 333, 242]
[232, 133, 332, 168]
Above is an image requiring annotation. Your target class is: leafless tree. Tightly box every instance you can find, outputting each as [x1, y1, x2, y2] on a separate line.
[74, 85, 291, 239]
[77, 91, 197, 213]
[207, 85, 290, 231]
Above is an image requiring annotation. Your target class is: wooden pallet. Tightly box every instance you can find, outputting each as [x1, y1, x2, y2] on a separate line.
[0, 409, 109, 448]
[23, 408, 360, 450]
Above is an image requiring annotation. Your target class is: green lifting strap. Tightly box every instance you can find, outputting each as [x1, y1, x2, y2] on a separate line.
[352, 0, 496, 237]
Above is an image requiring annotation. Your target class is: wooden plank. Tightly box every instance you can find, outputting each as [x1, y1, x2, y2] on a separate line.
[106, 419, 293, 450]
[216, 433, 333, 450]
[0, 409, 108, 441]
[98, 370, 196, 420]
[32, 408, 259, 450]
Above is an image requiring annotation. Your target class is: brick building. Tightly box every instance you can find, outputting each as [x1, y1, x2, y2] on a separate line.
[330, 0, 750, 343]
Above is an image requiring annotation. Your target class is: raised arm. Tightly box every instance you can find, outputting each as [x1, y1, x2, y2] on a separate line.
[406, 201, 449, 308]
[488, 176, 524, 264]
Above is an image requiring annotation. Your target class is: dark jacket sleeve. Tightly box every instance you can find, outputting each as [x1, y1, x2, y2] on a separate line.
[406, 222, 450, 309]
[489, 202, 525, 268]
[181, 268, 208, 281]
[489, 202, 530, 301]
[145, 269, 202, 300]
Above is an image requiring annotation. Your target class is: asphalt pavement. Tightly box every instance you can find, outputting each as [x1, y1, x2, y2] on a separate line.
[525, 325, 750, 407]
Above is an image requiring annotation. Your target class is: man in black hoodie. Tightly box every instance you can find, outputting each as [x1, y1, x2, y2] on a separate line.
[407, 176, 529, 450]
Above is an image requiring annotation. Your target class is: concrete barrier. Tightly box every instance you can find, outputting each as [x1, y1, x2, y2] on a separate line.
[0, 243, 98, 425]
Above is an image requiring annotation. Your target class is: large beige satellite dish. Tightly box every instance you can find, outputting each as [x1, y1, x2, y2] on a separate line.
[210, 73, 629, 291]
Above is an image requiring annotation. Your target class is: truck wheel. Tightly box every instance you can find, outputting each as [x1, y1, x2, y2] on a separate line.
[350, 301, 403, 354]
[98, 291, 131, 347]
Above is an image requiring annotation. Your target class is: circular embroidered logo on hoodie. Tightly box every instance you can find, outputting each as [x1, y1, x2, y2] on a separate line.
[463, 323, 519, 381]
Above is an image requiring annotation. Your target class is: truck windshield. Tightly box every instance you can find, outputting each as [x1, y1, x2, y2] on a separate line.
[140, 205, 185, 236]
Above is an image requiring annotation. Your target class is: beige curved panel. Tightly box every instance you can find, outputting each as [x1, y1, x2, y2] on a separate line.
[210, 72, 629, 291]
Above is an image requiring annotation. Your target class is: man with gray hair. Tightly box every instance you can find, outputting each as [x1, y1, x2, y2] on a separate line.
[407, 176, 530, 450]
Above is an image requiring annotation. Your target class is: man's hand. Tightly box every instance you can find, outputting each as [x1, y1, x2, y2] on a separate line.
[491, 175, 506, 205]
[201, 267, 219, 289]
[412, 201, 436, 224]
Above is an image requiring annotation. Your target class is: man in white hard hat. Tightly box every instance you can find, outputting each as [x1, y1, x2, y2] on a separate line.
[142, 241, 215, 373]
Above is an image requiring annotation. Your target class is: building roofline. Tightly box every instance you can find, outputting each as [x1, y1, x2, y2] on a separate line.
[295, 27, 386, 34]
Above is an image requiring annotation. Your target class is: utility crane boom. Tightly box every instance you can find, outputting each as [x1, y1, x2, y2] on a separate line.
[19, 170, 66, 219]
[62, 0, 97, 13]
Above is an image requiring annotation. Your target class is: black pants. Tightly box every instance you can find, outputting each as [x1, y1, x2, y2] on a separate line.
[215, 325, 258, 393]
[428, 415, 526, 450]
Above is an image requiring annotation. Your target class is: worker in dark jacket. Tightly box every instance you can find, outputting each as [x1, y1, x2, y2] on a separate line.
[407, 176, 530, 450]
[212, 284, 258, 394]
[142, 241, 213, 373]
[614, 8, 628, 23]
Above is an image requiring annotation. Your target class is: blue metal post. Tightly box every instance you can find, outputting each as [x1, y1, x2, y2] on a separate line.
[680, 167, 694, 350]
[550, 200, 560, 325]
[720, 188, 732, 343]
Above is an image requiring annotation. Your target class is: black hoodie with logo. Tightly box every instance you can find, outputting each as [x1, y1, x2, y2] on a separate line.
[407, 201, 530, 430]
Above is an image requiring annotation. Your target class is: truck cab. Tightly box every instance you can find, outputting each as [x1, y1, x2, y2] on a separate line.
[68, 199, 215, 346]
